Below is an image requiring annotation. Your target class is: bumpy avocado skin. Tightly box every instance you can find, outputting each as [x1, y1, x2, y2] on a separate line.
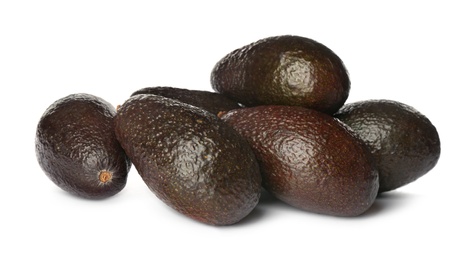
[35, 93, 131, 199]
[220, 105, 378, 217]
[131, 86, 242, 116]
[211, 35, 350, 114]
[114, 94, 261, 225]
[335, 99, 441, 193]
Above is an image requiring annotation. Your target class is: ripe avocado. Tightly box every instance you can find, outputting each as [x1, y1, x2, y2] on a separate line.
[211, 35, 350, 114]
[131, 86, 242, 116]
[219, 105, 378, 217]
[35, 93, 131, 199]
[334, 99, 441, 193]
[114, 94, 261, 225]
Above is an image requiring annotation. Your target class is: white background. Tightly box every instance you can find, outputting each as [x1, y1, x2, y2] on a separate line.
[1, 1, 474, 259]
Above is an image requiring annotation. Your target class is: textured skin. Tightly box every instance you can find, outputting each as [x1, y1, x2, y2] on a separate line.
[114, 94, 261, 225]
[131, 86, 242, 116]
[220, 105, 378, 217]
[211, 35, 350, 114]
[35, 93, 131, 199]
[334, 99, 441, 193]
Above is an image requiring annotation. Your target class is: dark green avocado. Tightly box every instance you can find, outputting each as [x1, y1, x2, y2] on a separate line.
[334, 99, 441, 193]
[219, 105, 378, 217]
[131, 86, 242, 116]
[211, 35, 350, 114]
[114, 94, 261, 225]
[35, 93, 131, 199]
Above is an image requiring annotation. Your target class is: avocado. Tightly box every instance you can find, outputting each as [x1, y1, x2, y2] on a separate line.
[219, 105, 378, 217]
[35, 93, 131, 199]
[131, 86, 242, 116]
[211, 35, 350, 114]
[114, 94, 261, 225]
[334, 99, 441, 193]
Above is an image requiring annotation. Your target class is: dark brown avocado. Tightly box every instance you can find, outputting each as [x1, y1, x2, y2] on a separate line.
[334, 99, 441, 193]
[211, 35, 350, 114]
[219, 105, 378, 217]
[35, 93, 131, 199]
[131, 86, 242, 116]
[114, 94, 261, 225]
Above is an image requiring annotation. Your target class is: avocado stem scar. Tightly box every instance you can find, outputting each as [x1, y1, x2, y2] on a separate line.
[99, 170, 113, 183]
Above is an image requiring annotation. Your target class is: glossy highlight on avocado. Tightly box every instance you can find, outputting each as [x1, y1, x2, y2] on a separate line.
[35, 93, 131, 199]
[114, 94, 262, 225]
[211, 35, 350, 114]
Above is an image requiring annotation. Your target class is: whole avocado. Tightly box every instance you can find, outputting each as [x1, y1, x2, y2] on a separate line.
[114, 94, 262, 225]
[211, 35, 350, 114]
[35, 93, 131, 199]
[334, 99, 441, 193]
[219, 105, 378, 217]
[131, 86, 242, 116]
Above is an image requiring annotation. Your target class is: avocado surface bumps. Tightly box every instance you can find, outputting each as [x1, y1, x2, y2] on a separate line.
[211, 35, 350, 114]
[114, 94, 262, 225]
[35, 93, 131, 199]
[220, 105, 379, 217]
[131, 86, 242, 116]
[335, 99, 441, 193]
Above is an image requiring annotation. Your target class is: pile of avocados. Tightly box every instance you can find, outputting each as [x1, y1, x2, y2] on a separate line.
[35, 35, 441, 225]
